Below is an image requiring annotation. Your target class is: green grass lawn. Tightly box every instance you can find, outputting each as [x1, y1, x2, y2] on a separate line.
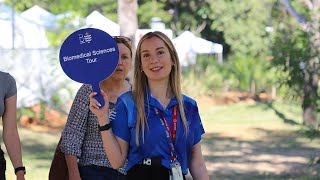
[1, 128, 61, 180]
[201, 101, 303, 127]
[1, 101, 319, 180]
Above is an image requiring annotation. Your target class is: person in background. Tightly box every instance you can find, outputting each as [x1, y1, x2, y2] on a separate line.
[0, 71, 25, 180]
[60, 36, 132, 180]
[89, 31, 209, 180]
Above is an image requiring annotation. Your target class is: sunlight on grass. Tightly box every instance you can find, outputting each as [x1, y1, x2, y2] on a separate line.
[1, 101, 318, 180]
[200, 102, 303, 133]
[1, 127, 60, 180]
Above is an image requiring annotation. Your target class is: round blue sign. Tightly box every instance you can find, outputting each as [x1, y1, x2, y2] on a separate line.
[59, 28, 119, 106]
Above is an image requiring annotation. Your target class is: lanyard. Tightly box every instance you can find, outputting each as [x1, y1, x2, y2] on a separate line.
[155, 105, 178, 161]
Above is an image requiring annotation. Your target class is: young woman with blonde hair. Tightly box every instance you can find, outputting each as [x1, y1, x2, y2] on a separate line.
[90, 31, 209, 180]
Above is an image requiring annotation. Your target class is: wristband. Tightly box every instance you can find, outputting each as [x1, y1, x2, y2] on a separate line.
[99, 123, 112, 131]
[14, 166, 26, 174]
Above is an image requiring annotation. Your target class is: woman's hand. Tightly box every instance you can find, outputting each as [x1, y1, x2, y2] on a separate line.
[89, 90, 110, 125]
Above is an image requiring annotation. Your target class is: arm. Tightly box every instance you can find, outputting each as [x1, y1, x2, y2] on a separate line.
[65, 154, 81, 180]
[89, 90, 129, 169]
[100, 130, 128, 169]
[2, 95, 25, 180]
[60, 85, 90, 178]
[189, 143, 209, 180]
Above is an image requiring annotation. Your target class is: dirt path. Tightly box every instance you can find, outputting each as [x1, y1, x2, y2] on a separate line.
[197, 127, 320, 180]
[14, 93, 320, 180]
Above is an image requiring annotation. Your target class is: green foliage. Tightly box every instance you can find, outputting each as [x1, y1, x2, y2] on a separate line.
[300, 127, 320, 140]
[271, 0, 319, 128]
[271, 9, 311, 98]
[208, 0, 272, 56]
[224, 55, 276, 93]
[137, 0, 172, 29]
[182, 54, 276, 97]
[17, 107, 35, 120]
[46, 17, 83, 47]
[182, 55, 224, 97]
[272, 28, 309, 96]
[172, 1, 211, 33]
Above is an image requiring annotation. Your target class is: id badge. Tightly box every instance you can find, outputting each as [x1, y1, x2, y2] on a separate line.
[170, 161, 183, 180]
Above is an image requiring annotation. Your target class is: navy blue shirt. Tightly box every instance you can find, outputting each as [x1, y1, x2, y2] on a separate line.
[112, 91, 205, 175]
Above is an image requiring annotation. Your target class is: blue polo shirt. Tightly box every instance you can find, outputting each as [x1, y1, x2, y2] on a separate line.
[112, 91, 205, 175]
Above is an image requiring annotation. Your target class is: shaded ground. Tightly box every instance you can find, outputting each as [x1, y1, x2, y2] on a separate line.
[196, 128, 320, 180]
[186, 94, 320, 180]
[5, 92, 319, 180]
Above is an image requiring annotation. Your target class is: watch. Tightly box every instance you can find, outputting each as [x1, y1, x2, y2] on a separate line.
[99, 122, 112, 131]
[14, 166, 26, 175]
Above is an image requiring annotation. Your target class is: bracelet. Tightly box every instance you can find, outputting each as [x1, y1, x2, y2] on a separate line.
[99, 123, 112, 131]
[14, 166, 26, 174]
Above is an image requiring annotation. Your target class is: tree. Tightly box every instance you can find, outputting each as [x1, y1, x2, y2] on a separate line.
[205, 0, 276, 93]
[118, 0, 138, 43]
[208, 0, 273, 57]
[273, 0, 319, 128]
[137, 0, 172, 29]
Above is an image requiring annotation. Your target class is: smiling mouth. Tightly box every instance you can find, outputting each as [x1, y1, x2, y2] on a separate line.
[151, 67, 162, 71]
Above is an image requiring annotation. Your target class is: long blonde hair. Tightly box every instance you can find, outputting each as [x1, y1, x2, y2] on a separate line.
[133, 31, 188, 145]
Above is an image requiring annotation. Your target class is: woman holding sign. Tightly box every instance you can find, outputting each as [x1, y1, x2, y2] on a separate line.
[0, 71, 25, 180]
[90, 31, 209, 180]
[60, 36, 132, 180]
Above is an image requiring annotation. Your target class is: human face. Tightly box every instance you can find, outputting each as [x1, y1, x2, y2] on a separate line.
[140, 37, 173, 82]
[110, 43, 131, 81]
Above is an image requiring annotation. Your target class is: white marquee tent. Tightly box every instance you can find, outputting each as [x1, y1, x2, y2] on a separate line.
[0, 4, 49, 49]
[0, 3, 78, 110]
[85, 11, 120, 36]
[20, 5, 57, 30]
[173, 31, 223, 66]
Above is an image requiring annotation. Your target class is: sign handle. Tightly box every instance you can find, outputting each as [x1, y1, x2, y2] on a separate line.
[91, 82, 105, 108]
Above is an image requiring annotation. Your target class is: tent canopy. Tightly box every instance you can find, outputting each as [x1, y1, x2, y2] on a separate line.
[85, 11, 120, 36]
[173, 31, 223, 66]
[0, 4, 49, 49]
[20, 5, 57, 30]
[173, 31, 223, 54]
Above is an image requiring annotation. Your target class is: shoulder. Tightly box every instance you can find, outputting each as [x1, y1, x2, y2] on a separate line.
[76, 84, 91, 95]
[118, 91, 134, 103]
[182, 94, 198, 108]
[115, 91, 137, 125]
[0, 71, 8, 77]
[182, 94, 200, 122]
[0, 71, 15, 83]
[117, 91, 136, 110]
[0, 72, 17, 96]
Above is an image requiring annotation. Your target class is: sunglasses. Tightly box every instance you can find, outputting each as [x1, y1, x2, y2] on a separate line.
[113, 36, 133, 56]
[113, 36, 132, 46]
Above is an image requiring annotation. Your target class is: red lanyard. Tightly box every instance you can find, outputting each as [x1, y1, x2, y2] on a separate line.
[158, 105, 178, 143]
[156, 105, 179, 161]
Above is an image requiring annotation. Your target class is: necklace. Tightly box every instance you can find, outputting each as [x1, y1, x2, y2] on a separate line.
[159, 97, 170, 109]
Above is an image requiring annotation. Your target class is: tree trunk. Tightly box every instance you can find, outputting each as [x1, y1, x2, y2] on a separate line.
[281, 0, 320, 128]
[302, 68, 318, 128]
[117, 0, 138, 43]
[303, 0, 320, 128]
[117, 0, 138, 81]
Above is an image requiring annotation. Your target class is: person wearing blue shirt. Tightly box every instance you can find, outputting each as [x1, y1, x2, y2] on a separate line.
[89, 31, 209, 180]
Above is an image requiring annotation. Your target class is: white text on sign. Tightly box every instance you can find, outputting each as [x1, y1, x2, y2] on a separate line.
[63, 47, 116, 64]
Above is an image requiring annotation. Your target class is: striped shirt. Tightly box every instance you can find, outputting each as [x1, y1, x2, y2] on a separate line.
[60, 84, 127, 174]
